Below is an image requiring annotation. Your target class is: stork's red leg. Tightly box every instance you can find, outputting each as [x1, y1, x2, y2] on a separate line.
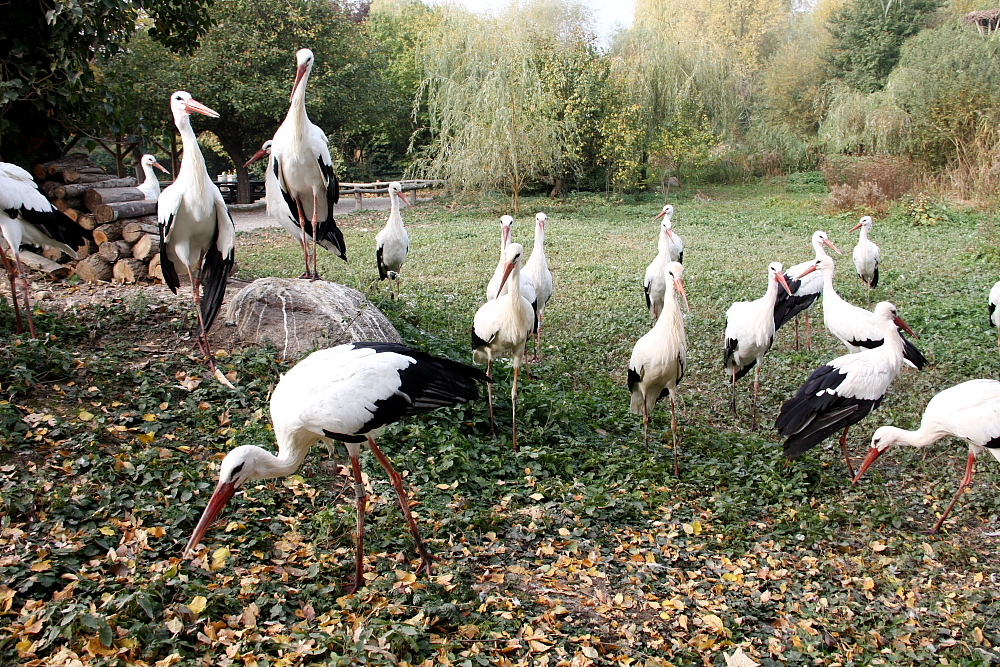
[930, 450, 976, 534]
[839, 427, 855, 479]
[794, 315, 800, 350]
[751, 364, 760, 430]
[805, 311, 811, 350]
[729, 368, 737, 416]
[310, 192, 320, 281]
[16, 254, 35, 338]
[189, 272, 217, 373]
[345, 450, 367, 593]
[511, 364, 520, 452]
[0, 249, 24, 333]
[642, 398, 649, 454]
[670, 393, 679, 477]
[295, 199, 311, 279]
[485, 359, 495, 436]
[367, 436, 434, 575]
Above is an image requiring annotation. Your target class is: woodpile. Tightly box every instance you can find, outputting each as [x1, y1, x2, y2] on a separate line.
[29, 154, 168, 285]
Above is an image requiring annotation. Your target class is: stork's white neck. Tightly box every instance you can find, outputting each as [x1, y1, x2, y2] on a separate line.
[875, 425, 942, 450]
[175, 112, 207, 189]
[533, 223, 545, 255]
[387, 192, 403, 228]
[859, 226, 870, 243]
[507, 262, 522, 301]
[247, 427, 320, 481]
[812, 239, 827, 260]
[286, 69, 310, 134]
[141, 161, 160, 195]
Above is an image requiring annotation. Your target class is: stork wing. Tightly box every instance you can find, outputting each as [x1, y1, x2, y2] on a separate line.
[156, 184, 184, 294]
[314, 133, 346, 260]
[198, 186, 236, 333]
[264, 151, 296, 229]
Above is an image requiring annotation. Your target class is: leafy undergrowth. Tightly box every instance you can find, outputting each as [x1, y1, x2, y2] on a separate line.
[3, 184, 1000, 666]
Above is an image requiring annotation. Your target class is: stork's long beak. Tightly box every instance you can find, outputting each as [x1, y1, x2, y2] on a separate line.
[893, 315, 917, 338]
[184, 98, 220, 119]
[497, 261, 515, 294]
[290, 64, 308, 102]
[849, 221, 864, 233]
[674, 278, 690, 312]
[395, 190, 410, 207]
[501, 224, 512, 249]
[852, 447, 885, 484]
[152, 160, 170, 174]
[184, 480, 237, 557]
[824, 238, 842, 254]
[795, 263, 819, 280]
[244, 148, 269, 168]
[653, 210, 667, 221]
[775, 271, 793, 295]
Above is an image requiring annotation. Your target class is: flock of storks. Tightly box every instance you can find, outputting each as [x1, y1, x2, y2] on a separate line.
[1, 46, 998, 589]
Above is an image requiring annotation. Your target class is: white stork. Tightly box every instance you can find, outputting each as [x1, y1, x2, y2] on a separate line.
[183, 342, 489, 592]
[0, 162, 89, 337]
[268, 48, 346, 279]
[136, 154, 169, 201]
[776, 302, 916, 478]
[157, 91, 235, 370]
[472, 242, 534, 450]
[773, 230, 840, 350]
[375, 181, 410, 296]
[628, 261, 689, 473]
[724, 262, 792, 429]
[487, 216, 536, 306]
[852, 379, 1000, 533]
[795, 255, 926, 369]
[989, 281, 1000, 348]
[850, 215, 880, 307]
[643, 205, 682, 320]
[522, 212, 552, 359]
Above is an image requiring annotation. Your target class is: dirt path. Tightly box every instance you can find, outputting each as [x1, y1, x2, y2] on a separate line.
[230, 195, 431, 232]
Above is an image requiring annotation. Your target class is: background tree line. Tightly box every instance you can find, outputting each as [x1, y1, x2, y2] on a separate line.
[4, 0, 1000, 208]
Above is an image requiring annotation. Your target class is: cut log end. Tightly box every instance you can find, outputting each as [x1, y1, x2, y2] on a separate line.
[132, 233, 161, 261]
[75, 255, 113, 283]
[113, 258, 148, 284]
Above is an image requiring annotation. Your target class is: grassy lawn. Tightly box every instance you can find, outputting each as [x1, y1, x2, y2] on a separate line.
[3, 181, 1000, 666]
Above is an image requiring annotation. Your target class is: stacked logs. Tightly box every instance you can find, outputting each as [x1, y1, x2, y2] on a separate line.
[31, 154, 167, 285]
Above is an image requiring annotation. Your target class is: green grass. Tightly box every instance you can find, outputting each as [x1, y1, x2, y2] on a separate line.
[3, 182, 1000, 666]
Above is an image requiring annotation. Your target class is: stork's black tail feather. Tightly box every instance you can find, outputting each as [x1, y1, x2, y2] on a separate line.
[199, 246, 233, 334]
[902, 336, 927, 370]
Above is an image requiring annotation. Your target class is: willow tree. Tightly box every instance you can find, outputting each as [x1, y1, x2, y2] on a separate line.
[414, 1, 593, 209]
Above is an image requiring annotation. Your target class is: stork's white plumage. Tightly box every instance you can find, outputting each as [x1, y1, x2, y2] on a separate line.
[850, 215, 880, 307]
[473, 242, 534, 450]
[0, 161, 89, 336]
[136, 154, 169, 201]
[795, 255, 926, 369]
[375, 181, 410, 295]
[268, 48, 346, 279]
[773, 230, 840, 350]
[643, 205, 683, 319]
[724, 262, 792, 428]
[853, 379, 1000, 533]
[246, 139, 317, 250]
[487, 215, 536, 309]
[157, 91, 235, 369]
[776, 302, 916, 478]
[522, 212, 552, 359]
[989, 281, 1000, 348]
[183, 342, 488, 591]
[628, 261, 689, 473]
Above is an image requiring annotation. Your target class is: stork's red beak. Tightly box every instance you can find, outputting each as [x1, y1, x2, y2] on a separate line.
[775, 271, 793, 295]
[290, 64, 308, 102]
[152, 160, 170, 174]
[795, 263, 819, 280]
[852, 447, 885, 484]
[501, 224, 512, 249]
[653, 210, 667, 221]
[184, 98, 220, 119]
[395, 190, 410, 207]
[893, 315, 916, 338]
[497, 261, 516, 294]
[824, 238, 841, 254]
[849, 221, 864, 232]
[244, 147, 269, 168]
[674, 278, 690, 312]
[184, 480, 237, 557]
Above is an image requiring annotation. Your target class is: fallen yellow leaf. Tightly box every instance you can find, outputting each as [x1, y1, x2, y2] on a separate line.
[188, 595, 207, 615]
[143, 413, 157, 422]
[78, 410, 94, 422]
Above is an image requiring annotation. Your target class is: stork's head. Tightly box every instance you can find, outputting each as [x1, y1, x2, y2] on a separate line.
[141, 154, 169, 174]
[169, 91, 220, 122]
[389, 181, 409, 206]
[244, 140, 273, 168]
[666, 261, 690, 312]
[535, 212, 547, 232]
[184, 445, 266, 556]
[795, 254, 835, 281]
[852, 425, 906, 484]
[498, 242, 524, 293]
[500, 215, 514, 248]
[811, 230, 840, 256]
[291, 48, 315, 101]
[654, 204, 674, 224]
[850, 215, 874, 233]
[768, 261, 792, 295]
[873, 301, 915, 338]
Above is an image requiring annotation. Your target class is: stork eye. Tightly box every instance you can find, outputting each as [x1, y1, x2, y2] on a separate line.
[230, 462, 245, 480]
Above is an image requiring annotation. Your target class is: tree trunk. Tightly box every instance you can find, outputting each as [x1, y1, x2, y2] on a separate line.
[214, 127, 251, 204]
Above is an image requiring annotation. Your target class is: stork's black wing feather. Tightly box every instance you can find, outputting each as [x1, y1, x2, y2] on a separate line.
[724, 337, 757, 382]
[870, 264, 879, 288]
[13, 206, 89, 249]
[350, 342, 490, 434]
[990, 301, 996, 327]
[199, 241, 233, 334]
[376, 244, 388, 280]
[902, 336, 927, 370]
[627, 366, 641, 393]
[314, 157, 347, 261]
[158, 215, 180, 294]
[775, 364, 882, 458]
[772, 275, 815, 331]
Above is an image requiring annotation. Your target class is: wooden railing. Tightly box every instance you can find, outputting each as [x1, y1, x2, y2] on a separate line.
[339, 179, 442, 209]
